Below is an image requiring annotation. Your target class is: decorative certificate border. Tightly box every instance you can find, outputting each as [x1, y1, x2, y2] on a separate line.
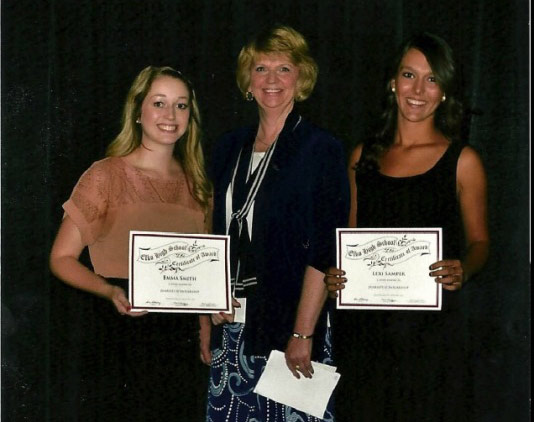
[129, 231, 231, 313]
[336, 228, 442, 311]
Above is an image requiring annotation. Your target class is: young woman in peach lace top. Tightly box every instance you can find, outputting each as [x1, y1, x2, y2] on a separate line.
[49, 66, 211, 420]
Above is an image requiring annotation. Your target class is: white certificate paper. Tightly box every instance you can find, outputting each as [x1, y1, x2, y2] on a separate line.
[253, 350, 340, 419]
[337, 228, 442, 311]
[129, 231, 232, 313]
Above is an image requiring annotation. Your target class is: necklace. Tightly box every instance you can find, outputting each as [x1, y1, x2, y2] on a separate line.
[254, 137, 274, 152]
[255, 136, 272, 146]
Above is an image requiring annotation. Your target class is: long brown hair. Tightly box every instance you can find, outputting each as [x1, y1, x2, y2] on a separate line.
[360, 32, 464, 172]
[106, 66, 212, 213]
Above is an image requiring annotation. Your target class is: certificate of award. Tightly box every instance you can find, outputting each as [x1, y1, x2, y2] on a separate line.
[129, 231, 232, 313]
[336, 228, 442, 311]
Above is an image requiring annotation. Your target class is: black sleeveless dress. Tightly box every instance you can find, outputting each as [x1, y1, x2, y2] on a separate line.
[333, 142, 473, 422]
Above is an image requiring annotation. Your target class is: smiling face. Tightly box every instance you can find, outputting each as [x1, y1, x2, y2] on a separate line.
[391, 48, 444, 124]
[248, 53, 300, 113]
[139, 76, 190, 149]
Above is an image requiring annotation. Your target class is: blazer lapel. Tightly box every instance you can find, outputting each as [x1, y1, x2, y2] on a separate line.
[259, 111, 303, 192]
[213, 126, 255, 235]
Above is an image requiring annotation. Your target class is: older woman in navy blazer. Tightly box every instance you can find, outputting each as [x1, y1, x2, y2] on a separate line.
[202, 25, 349, 422]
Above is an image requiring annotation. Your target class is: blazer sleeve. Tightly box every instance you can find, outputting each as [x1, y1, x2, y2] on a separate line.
[307, 135, 350, 273]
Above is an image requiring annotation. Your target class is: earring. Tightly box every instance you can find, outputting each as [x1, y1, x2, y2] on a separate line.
[441, 94, 446, 102]
[391, 86, 396, 93]
[136, 118, 141, 124]
[245, 91, 254, 101]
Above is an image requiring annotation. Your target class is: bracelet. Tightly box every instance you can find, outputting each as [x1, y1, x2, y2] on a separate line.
[292, 332, 313, 339]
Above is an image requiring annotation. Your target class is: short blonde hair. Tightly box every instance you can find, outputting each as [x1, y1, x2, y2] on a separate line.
[106, 66, 211, 212]
[236, 25, 318, 102]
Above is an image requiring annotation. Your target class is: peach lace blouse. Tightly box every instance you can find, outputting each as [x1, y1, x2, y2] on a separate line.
[63, 157, 207, 278]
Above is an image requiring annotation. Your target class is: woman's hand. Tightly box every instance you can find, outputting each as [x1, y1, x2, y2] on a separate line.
[199, 315, 212, 365]
[285, 336, 314, 379]
[108, 285, 147, 317]
[429, 259, 465, 291]
[210, 298, 241, 325]
[286, 266, 327, 379]
[50, 216, 146, 317]
[324, 267, 347, 298]
[199, 339, 212, 366]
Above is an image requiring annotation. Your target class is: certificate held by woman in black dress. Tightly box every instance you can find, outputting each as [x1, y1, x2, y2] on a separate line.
[336, 228, 442, 311]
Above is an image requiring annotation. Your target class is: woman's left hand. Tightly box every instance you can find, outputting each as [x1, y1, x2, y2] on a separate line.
[210, 298, 241, 325]
[324, 267, 347, 298]
[285, 336, 314, 379]
[429, 259, 466, 290]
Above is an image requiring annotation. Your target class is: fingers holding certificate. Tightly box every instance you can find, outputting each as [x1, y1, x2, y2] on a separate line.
[129, 231, 232, 313]
[336, 228, 442, 311]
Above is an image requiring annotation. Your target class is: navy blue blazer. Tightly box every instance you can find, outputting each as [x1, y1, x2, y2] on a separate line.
[210, 111, 350, 357]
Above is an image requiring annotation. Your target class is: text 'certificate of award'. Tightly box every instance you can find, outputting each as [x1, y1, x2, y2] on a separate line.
[129, 231, 232, 313]
[337, 228, 442, 311]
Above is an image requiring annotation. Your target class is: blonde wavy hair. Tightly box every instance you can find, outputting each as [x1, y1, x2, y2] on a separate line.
[106, 66, 212, 213]
[236, 25, 318, 102]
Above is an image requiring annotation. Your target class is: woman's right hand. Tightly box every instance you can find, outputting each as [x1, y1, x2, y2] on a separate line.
[210, 298, 241, 325]
[324, 267, 347, 298]
[50, 216, 145, 317]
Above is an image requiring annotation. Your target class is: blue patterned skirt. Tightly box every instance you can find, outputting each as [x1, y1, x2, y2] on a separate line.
[206, 322, 335, 422]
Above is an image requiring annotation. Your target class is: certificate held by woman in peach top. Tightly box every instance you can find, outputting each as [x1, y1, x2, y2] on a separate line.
[129, 231, 232, 313]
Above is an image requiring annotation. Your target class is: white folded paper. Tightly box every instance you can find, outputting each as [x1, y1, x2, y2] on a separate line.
[253, 350, 340, 419]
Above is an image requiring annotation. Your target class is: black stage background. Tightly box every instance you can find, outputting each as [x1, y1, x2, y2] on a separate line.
[1, 1, 530, 420]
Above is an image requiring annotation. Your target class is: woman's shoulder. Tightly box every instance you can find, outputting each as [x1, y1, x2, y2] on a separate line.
[457, 144, 485, 173]
[349, 143, 365, 166]
[295, 118, 345, 157]
[75, 157, 127, 192]
[76, 157, 113, 181]
[85, 156, 124, 174]
[297, 118, 338, 142]
[456, 143, 478, 158]
[442, 141, 483, 170]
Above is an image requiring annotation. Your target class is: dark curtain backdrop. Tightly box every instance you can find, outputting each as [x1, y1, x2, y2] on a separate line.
[1, 0, 529, 420]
